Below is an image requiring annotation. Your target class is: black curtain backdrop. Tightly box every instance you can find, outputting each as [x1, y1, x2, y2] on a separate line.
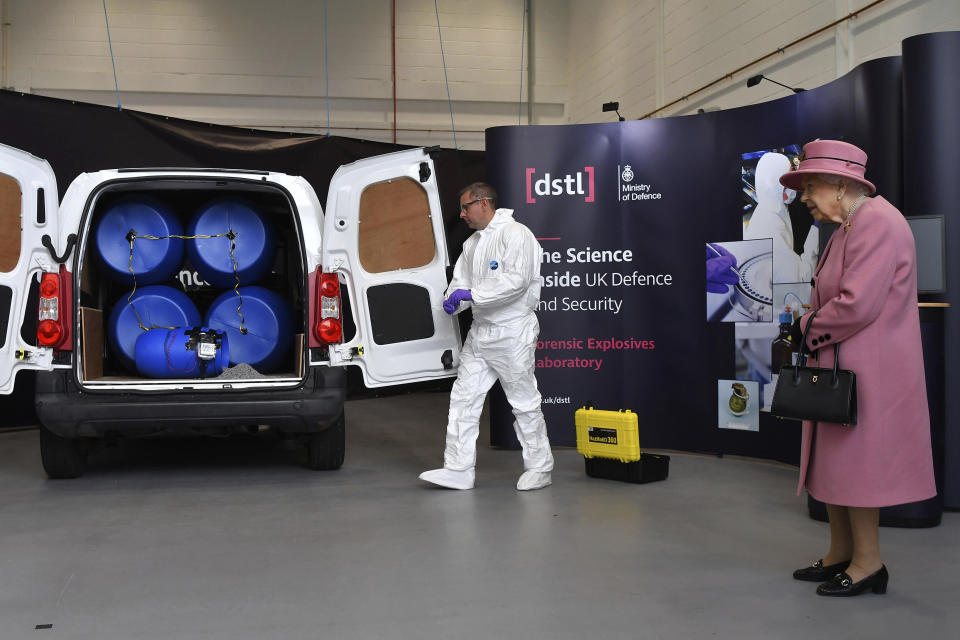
[0, 91, 484, 425]
[0, 91, 484, 260]
[486, 49, 928, 465]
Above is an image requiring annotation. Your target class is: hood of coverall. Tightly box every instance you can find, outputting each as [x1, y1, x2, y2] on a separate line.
[755, 153, 794, 209]
[480, 208, 515, 234]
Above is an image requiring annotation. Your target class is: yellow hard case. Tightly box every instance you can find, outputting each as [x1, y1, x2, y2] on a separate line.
[574, 407, 641, 463]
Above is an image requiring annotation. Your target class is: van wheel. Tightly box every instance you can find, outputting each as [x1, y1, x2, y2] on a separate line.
[306, 410, 345, 470]
[39, 426, 88, 479]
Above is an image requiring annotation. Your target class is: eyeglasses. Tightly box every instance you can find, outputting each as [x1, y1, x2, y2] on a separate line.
[459, 197, 485, 211]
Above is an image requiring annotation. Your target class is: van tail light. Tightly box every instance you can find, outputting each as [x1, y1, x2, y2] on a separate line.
[37, 270, 69, 348]
[314, 272, 343, 345]
[37, 319, 62, 345]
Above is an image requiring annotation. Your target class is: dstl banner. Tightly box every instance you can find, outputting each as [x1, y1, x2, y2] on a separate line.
[486, 121, 731, 453]
[484, 53, 904, 463]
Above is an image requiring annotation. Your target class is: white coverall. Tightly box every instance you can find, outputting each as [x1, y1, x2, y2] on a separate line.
[443, 209, 554, 475]
[744, 152, 819, 284]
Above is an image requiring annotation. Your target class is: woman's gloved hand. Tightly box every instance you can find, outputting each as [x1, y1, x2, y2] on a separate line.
[706, 244, 739, 293]
[443, 289, 473, 314]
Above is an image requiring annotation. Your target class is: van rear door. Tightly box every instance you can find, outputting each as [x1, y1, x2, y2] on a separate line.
[0, 144, 61, 394]
[321, 148, 461, 387]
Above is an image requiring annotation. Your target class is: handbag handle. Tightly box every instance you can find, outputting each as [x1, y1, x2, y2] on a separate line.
[795, 309, 844, 386]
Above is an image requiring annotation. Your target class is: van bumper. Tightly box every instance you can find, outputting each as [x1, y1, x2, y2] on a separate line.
[34, 367, 346, 439]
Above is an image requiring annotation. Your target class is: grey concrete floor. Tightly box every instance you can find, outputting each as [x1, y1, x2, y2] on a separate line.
[1, 391, 957, 640]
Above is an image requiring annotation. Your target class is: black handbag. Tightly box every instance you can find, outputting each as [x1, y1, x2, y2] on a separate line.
[771, 310, 858, 425]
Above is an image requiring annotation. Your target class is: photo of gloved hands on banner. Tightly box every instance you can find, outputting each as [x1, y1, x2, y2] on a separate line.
[705, 238, 773, 323]
[741, 146, 819, 284]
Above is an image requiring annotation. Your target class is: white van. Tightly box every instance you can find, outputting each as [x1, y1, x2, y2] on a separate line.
[0, 143, 462, 477]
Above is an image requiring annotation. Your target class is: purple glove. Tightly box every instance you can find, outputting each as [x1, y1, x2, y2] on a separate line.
[443, 289, 472, 314]
[706, 244, 739, 294]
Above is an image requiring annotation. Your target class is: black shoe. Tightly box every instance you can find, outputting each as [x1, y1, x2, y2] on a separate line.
[793, 559, 851, 582]
[816, 565, 889, 597]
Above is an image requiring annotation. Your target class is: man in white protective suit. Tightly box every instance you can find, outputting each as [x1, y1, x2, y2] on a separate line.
[419, 182, 554, 491]
[744, 152, 819, 284]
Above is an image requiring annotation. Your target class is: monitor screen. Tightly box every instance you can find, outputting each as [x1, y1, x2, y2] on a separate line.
[906, 215, 946, 294]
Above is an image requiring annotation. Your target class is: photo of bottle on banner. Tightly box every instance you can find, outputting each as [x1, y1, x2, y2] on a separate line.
[735, 282, 812, 413]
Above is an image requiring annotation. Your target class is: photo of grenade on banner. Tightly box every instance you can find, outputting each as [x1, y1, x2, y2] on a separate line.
[717, 379, 759, 431]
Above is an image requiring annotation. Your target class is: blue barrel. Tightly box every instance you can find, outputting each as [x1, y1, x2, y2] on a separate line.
[135, 327, 230, 379]
[107, 285, 202, 372]
[95, 197, 185, 284]
[186, 198, 276, 288]
[204, 286, 292, 373]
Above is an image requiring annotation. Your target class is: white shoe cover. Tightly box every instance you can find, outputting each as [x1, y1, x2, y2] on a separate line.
[517, 470, 552, 491]
[419, 467, 475, 490]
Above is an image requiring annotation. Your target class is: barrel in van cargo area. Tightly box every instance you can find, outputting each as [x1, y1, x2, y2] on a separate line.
[135, 326, 230, 379]
[94, 196, 185, 285]
[107, 285, 202, 372]
[205, 285, 292, 373]
[186, 198, 276, 288]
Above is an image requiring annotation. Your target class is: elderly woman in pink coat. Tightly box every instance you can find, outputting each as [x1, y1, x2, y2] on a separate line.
[778, 140, 936, 597]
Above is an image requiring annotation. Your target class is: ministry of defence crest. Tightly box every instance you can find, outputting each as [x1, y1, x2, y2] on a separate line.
[621, 165, 634, 182]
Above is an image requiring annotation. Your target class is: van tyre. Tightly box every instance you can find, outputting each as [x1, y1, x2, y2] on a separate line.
[39, 426, 88, 479]
[306, 410, 345, 470]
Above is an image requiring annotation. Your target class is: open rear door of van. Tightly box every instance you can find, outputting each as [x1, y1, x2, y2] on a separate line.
[322, 148, 462, 387]
[0, 144, 61, 394]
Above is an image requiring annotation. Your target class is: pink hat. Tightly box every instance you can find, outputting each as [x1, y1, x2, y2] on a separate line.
[779, 139, 876, 194]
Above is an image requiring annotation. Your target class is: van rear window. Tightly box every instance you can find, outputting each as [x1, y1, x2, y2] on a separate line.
[0, 173, 22, 273]
[0, 285, 10, 347]
[357, 177, 435, 273]
[366, 283, 434, 345]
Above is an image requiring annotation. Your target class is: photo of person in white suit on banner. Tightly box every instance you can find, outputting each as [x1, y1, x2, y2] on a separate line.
[743, 151, 819, 284]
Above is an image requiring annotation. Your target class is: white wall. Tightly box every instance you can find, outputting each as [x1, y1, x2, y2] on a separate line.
[568, 0, 960, 123]
[0, 0, 957, 149]
[0, 0, 568, 150]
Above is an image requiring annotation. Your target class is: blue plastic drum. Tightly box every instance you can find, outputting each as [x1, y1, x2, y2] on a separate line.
[186, 198, 276, 288]
[95, 197, 185, 284]
[204, 286, 292, 373]
[135, 327, 230, 379]
[107, 285, 202, 372]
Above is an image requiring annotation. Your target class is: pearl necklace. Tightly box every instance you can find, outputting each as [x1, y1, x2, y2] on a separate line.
[844, 194, 867, 231]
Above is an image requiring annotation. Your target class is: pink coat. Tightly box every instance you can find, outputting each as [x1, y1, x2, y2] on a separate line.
[797, 196, 936, 507]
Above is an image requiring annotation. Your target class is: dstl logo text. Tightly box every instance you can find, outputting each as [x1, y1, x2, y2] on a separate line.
[525, 167, 595, 203]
